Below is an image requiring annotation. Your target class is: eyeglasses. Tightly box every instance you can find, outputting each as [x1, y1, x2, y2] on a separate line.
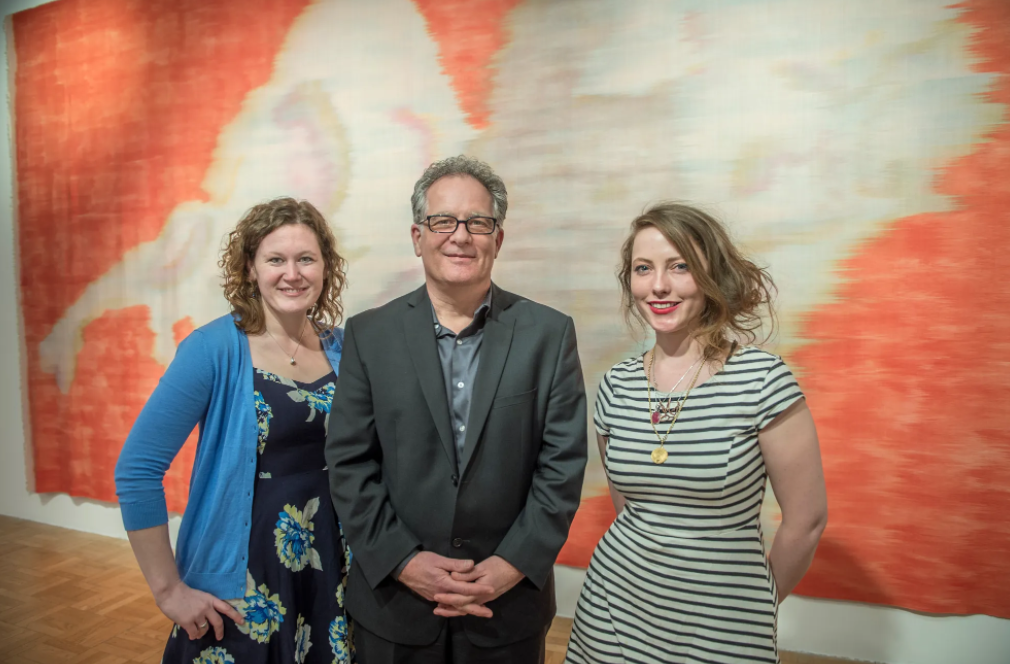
[423, 215, 498, 234]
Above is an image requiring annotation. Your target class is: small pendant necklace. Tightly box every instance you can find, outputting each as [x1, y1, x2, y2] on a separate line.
[265, 316, 308, 366]
[649, 356, 701, 424]
[645, 350, 706, 464]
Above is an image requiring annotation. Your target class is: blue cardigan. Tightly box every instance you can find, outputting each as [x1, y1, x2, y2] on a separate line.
[114, 314, 343, 599]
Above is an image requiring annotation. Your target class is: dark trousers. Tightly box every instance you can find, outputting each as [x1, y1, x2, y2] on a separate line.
[354, 618, 547, 664]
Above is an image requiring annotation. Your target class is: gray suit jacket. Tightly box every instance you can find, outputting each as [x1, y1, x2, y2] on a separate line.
[325, 283, 587, 647]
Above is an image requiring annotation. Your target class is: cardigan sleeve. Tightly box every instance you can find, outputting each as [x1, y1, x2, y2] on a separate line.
[114, 329, 216, 530]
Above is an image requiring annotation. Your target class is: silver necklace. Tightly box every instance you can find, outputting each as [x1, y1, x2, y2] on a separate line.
[265, 317, 308, 366]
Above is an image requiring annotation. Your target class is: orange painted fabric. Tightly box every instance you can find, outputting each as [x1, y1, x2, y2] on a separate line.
[413, 0, 522, 129]
[13, 0, 311, 512]
[789, 0, 1010, 617]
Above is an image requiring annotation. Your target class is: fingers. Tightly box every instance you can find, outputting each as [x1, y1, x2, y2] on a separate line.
[450, 569, 482, 582]
[433, 592, 497, 616]
[182, 622, 201, 640]
[433, 603, 468, 618]
[206, 610, 225, 641]
[213, 598, 245, 625]
[447, 558, 475, 573]
[430, 555, 474, 573]
[186, 617, 210, 641]
[438, 578, 495, 598]
[433, 592, 477, 607]
[434, 601, 493, 619]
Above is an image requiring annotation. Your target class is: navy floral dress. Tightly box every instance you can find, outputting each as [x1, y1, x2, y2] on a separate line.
[163, 368, 353, 664]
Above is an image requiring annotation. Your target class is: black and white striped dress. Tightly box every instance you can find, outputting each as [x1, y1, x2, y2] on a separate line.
[566, 347, 803, 664]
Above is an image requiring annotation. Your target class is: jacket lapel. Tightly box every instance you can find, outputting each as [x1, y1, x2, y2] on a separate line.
[402, 287, 457, 469]
[459, 284, 516, 475]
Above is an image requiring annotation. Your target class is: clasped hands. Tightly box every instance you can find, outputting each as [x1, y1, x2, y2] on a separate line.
[398, 551, 524, 618]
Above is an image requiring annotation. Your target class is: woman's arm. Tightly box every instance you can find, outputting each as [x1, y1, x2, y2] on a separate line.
[127, 525, 243, 640]
[597, 433, 626, 515]
[114, 329, 243, 636]
[759, 398, 828, 601]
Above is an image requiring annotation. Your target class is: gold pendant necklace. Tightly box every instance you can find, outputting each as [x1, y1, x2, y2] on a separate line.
[646, 350, 706, 464]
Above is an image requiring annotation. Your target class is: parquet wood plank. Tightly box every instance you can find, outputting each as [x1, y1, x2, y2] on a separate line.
[12, 638, 85, 664]
[23, 605, 108, 640]
[73, 649, 134, 664]
[0, 589, 25, 613]
[0, 618, 38, 656]
[72, 617, 148, 651]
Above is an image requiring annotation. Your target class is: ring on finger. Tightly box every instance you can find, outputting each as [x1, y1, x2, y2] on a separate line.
[198, 621, 208, 629]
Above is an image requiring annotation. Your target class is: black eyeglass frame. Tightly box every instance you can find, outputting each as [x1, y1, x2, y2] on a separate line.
[422, 215, 499, 234]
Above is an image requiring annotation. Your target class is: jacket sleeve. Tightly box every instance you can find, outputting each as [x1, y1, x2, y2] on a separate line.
[325, 317, 422, 588]
[494, 316, 588, 588]
[114, 329, 214, 531]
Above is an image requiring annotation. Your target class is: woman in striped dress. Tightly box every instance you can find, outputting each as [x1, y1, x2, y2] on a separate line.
[566, 203, 828, 664]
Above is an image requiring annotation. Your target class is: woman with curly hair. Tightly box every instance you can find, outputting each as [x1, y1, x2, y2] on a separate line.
[566, 203, 827, 664]
[115, 198, 354, 663]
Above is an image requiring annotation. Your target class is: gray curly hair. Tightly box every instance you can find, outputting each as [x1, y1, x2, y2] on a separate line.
[410, 155, 508, 227]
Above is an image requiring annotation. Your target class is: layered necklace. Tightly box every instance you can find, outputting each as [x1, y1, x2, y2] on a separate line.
[645, 350, 706, 464]
[265, 316, 309, 366]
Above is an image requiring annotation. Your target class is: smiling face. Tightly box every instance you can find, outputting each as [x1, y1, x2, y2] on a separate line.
[248, 223, 324, 323]
[629, 226, 707, 337]
[411, 174, 504, 292]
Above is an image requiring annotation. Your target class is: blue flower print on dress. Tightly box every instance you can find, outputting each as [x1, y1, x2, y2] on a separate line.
[329, 614, 351, 664]
[193, 646, 234, 664]
[254, 389, 273, 454]
[235, 570, 287, 644]
[257, 369, 336, 434]
[286, 382, 336, 433]
[294, 614, 313, 663]
[275, 497, 323, 572]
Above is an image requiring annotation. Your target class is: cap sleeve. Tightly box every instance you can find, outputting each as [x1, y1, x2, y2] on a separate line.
[593, 371, 616, 437]
[757, 357, 804, 430]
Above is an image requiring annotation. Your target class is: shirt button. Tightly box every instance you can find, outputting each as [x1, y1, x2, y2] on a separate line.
[456, 339, 463, 346]
[452, 538, 463, 548]
[434, 324, 440, 330]
[459, 425, 465, 432]
[457, 382, 464, 388]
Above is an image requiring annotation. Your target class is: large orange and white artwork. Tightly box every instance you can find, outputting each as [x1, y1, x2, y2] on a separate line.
[11, 0, 1010, 618]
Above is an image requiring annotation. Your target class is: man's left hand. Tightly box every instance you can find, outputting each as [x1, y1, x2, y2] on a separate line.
[432, 555, 524, 618]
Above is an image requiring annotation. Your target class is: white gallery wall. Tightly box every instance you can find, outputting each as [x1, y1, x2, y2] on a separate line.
[0, 0, 1008, 661]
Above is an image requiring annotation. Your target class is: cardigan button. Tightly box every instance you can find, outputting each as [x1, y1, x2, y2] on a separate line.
[452, 538, 463, 548]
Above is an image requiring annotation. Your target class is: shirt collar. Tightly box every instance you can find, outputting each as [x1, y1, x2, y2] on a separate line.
[431, 288, 493, 338]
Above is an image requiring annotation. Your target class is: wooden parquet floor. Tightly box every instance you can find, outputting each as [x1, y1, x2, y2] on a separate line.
[0, 516, 862, 664]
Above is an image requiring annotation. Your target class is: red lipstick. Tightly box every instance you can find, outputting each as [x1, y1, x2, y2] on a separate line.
[648, 301, 680, 315]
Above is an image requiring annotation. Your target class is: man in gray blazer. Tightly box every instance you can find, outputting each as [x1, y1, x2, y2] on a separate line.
[326, 155, 587, 662]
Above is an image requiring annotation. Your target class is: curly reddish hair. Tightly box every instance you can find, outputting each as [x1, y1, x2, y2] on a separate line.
[219, 198, 347, 335]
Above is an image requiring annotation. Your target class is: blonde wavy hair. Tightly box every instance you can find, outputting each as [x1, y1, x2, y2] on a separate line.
[220, 198, 347, 335]
[618, 202, 776, 360]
